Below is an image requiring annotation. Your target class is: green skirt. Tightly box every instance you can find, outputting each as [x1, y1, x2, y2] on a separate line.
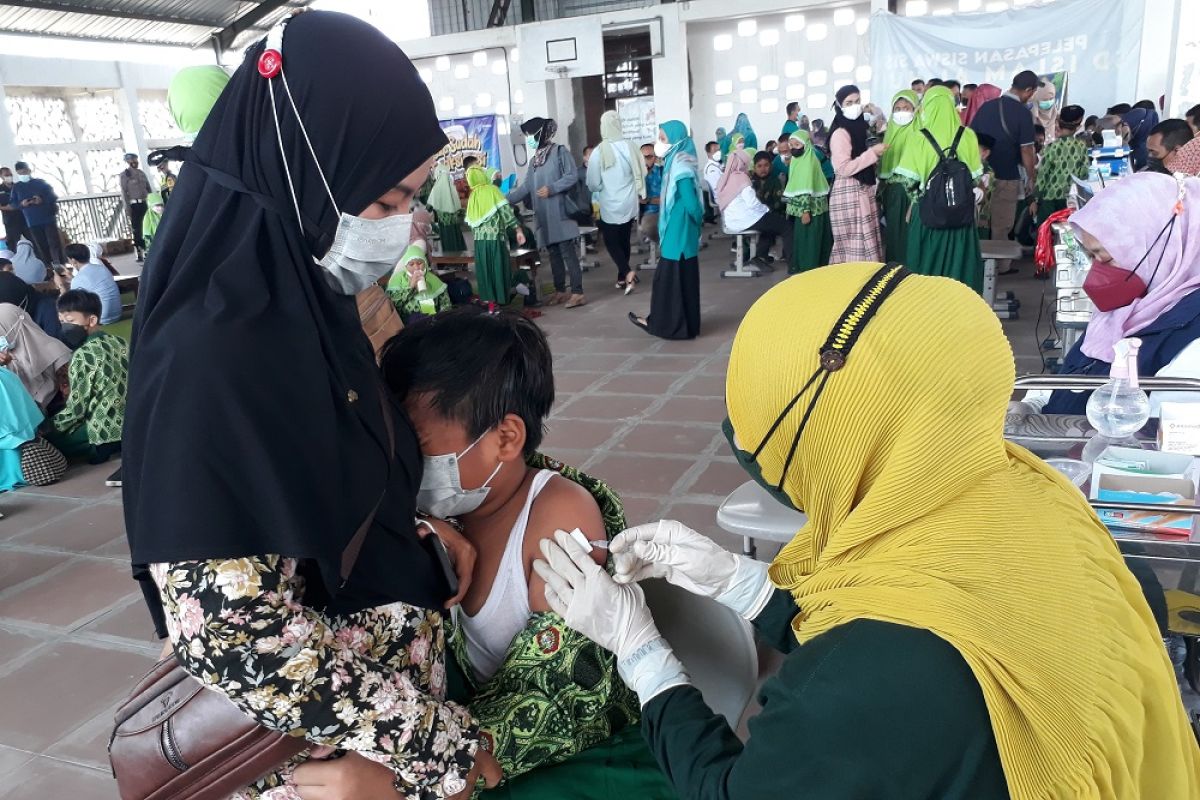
[436, 212, 466, 252]
[880, 181, 912, 263]
[474, 237, 513, 304]
[485, 728, 677, 800]
[789, 212, 833, 274]
[905, 213, 983, 294]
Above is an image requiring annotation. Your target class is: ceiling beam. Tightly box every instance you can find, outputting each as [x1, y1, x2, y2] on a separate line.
[215, 0, 293, 51]
[0, 1, 224, 29]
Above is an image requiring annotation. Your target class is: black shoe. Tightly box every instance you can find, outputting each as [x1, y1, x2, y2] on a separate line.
[105, 466, 122, 487]
[628, 312, 649, 332]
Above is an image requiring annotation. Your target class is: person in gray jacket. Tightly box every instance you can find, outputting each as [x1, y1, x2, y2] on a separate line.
[508, 118, 585, 308]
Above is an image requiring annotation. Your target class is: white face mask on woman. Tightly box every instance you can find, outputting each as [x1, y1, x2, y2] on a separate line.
[892, 110, 915, 126]
[653, 140, 671, 158]
[840, 103, 863, 121]
[267, 67, 415, 295]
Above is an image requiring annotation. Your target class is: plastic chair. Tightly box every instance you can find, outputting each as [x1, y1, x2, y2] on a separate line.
[717, 480, 808, 558]
[642, 577, 758, 728]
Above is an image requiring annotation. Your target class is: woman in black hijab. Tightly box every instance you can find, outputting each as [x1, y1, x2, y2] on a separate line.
[827, 84, 887, 263]
[123, 11, 497, 798]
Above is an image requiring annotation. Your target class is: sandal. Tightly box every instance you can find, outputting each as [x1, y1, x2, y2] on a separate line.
[544, 292, 566, 306]
[565, 294, 587, 309]
[625, 272, 640, 296]
[628, 312, 649, 332]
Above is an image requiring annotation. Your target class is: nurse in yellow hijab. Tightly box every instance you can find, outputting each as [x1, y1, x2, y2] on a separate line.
[534, 262, 1200, 799]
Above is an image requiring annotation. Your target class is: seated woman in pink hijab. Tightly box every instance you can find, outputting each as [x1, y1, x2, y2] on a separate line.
[1020, 173, 1200, 416]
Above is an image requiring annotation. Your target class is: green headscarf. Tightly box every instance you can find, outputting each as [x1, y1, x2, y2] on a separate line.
[879, 89, 920, 179]
[894, 85, 983, 187]
[427, 164, 461, 215]
[167, 66, 231, 136]
[783, 131, 829, 198]
[464, 166, 508, 227]
[142, 192, 163, 252]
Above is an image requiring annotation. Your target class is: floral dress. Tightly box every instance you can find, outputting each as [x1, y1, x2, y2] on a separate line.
[150, 557, 480, 800]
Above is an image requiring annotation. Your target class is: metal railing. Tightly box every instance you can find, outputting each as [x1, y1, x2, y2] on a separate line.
[57, 193, 131, 245]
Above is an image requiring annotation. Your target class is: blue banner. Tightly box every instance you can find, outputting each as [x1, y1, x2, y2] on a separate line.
[437, 115, 502, 180]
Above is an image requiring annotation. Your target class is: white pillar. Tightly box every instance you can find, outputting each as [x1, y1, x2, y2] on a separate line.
[652, 6, 691, 132]
[115, 62, 149, 160]
[870, 0, 890, 13]
[0, 84, 20, 166]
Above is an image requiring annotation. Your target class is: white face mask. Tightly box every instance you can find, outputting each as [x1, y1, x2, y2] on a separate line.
[653, 140, 671, 158]
[15, 174, 30, 183]
[317, 211, 413, 295]
[840, 103, 863, 121]
[417, 431, 503, 518]
[266, 67, 415, 295]
[863, 111, 876, 125]
[892, 110, 915, 126]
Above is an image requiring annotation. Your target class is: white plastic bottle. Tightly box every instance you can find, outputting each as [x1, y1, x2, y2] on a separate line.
[1086, 338, 1151, 438]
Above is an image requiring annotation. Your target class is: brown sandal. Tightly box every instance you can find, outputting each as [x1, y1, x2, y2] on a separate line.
[565, 294, 587, 309]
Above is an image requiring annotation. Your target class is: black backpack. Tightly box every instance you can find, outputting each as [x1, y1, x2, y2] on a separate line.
[918, 127, 974, 230]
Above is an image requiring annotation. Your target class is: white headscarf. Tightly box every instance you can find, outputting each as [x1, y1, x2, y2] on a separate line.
[596, 110, 647, 200]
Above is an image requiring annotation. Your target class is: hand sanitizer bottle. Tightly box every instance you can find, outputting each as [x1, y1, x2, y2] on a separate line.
[1086, 338, 1151, 438]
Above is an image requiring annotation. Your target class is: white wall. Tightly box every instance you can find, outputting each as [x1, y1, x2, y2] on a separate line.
[688, 3, 872, 152]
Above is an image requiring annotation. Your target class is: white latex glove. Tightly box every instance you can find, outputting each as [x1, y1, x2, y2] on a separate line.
[533, 530, 689, 706]
[973, 186, 985, 207]
[611, 520, 774, 621]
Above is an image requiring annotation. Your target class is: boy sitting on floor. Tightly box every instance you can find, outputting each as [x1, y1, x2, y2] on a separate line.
[45, 289, 127, 464]
[374, 306, 675, 798]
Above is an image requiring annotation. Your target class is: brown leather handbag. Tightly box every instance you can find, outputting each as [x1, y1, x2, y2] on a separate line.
[110, 396, 395, 800]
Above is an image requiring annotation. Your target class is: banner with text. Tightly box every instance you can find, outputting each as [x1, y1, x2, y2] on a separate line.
[437, 115, 502, 179]
[869, 0, 1143, 118]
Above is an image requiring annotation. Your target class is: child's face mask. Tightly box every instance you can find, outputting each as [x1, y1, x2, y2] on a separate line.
[417, 431, 503, 518]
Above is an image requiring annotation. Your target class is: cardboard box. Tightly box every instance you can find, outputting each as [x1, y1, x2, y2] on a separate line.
[1090, 446, 1198, 536]
[1159, 403, 1200, 456]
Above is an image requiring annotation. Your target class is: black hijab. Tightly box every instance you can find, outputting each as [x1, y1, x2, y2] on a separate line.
[829, 84, 875, 186]
[123, 10, 452, 614]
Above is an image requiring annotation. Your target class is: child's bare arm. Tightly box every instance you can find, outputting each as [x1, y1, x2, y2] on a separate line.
[523, 476, 606, 612]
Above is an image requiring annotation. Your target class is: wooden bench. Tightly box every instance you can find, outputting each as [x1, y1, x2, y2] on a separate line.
[429, 248, 540, 272]
[114, 274, 140, 298]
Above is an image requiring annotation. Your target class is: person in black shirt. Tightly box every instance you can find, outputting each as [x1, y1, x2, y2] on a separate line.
[0, 167, 30, 250]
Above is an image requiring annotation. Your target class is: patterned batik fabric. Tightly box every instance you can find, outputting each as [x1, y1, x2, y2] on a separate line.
[443, 454, 640, 786]
[151, 556, 481, 800]
[785, 193, 829, 217]
[50, 331, 127, 446]
[18, 436, 66, 486]
[1036, 136, 1089, 202]
[469, 202, 519, 242]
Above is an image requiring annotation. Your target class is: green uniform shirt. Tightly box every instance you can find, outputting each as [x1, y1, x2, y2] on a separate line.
[51, 330, 127, 446]
[641, 589, 1009, 799]
[752, 175, 785, 215]
[1037, 136, 1089, 203]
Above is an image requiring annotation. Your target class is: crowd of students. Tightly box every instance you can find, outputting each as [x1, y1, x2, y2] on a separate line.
[697, 72, 1200, 293]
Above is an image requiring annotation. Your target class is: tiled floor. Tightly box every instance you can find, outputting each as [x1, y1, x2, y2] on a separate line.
[0, 234, 1047, 796]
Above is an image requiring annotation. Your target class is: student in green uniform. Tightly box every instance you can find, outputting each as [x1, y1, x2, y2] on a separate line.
[878, 90, 920, 262]
[141, 192, 163, 255]
[46, 289, 127, 463]
[750, 151, 784, 215]
[1034, 104, 1089, 225]
[976, 132, 996, 240]
[781, 131, 831, 273]
[895, 85, 985, 292]
[535, 262, 1200, 800]
[429, 163, 466, 252]
[465, 166, 526, 305]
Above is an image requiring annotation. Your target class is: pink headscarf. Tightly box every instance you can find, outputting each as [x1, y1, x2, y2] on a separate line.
[1071, 173, 1200, 360]
[716, 148, 751, 210]
[1166, 137, 1200, 178]
[961, 83, 1001, 127]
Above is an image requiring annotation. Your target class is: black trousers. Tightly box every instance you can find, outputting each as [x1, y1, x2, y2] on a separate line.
[646, 255, 700, 340]
[28, 221, 65, 266]
[748, 211, 793, 261]
[3, 213, 29, 250]
[128, 201, 147, 251]
[598, 218, 634, 282]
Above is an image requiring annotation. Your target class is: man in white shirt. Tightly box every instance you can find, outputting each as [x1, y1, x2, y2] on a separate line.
[703, 141, 723, 223]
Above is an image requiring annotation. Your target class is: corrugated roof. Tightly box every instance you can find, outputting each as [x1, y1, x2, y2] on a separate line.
[0, 1, 313, 51]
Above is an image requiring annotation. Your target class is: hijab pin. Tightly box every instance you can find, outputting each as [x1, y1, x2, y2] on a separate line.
[258, 20, 287, 79]
[347, 389, 359, 404]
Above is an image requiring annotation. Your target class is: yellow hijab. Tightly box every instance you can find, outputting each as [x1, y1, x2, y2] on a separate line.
[726, 262, 1200, 799]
